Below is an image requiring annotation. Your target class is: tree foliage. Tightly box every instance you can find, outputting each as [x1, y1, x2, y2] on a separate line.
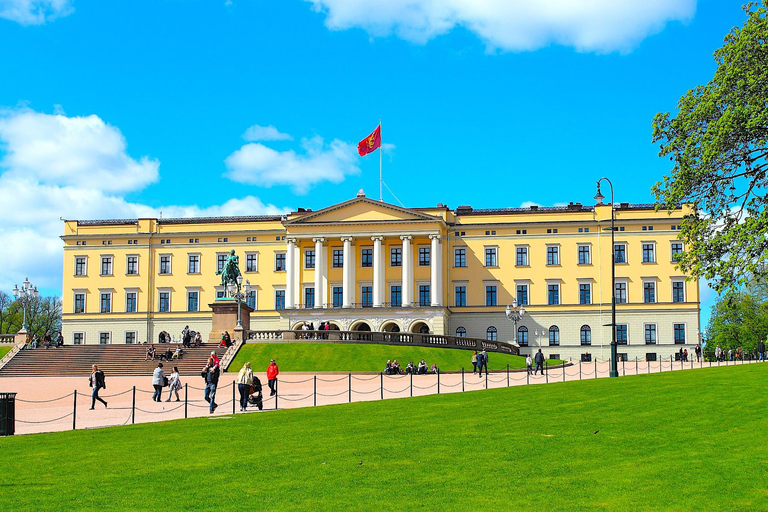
[705, 276, 768, 358]
[652, 2, 768, 292]
[0, 292, 62, 337]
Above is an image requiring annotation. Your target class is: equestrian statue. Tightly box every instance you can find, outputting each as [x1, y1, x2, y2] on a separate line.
[216, 249, 242, 291]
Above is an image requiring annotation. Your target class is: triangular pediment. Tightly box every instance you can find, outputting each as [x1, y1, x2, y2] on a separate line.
[285, 197, 441, 225]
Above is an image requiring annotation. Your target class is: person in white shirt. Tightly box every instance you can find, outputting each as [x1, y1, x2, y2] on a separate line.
[525, 354, 533, 375]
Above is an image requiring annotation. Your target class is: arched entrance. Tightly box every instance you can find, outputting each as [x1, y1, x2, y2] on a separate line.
[351, 321, 372, 332]
[381, 321, 401, 333]
[410, 321, 430, 334]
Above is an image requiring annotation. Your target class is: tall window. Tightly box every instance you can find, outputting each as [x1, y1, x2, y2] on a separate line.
[390, 285, 401, 306]
[645, 324, 657, 345]
[74, 293, 85, 313]
[101, 257, 112, 276]
[518, 326, 529, 346]
[485, 285, 497, 306]
[580, 325, 591, 346]
[546, 246, 560, 265]
[517, 284, 528, 306]
[246, 253, 258, 272]
[671, 242, 684, 261]
[674, 324, 686, 344]
[485, 247, 498, 267]
[361, 286, 373, 307]
[127, 256, 138, 275]
[188, 255, 199, 274]
[615, 283, 627, 304]
[187, 291, 199, 312]
[275, 290, 285, 310]
[246, 291, 256, 309]
[456, 327, 466, 338]
[547, 284, 560, 305]
[642, 243, 655, 263]
[125, 332, 136, 344]
[486, 326, 497, 341]
[126, 292, 137, 313]
[361, 249, 372, 268]
[615, 244, 626, 263]
[579, 284, 591, 305]
[391, 247, 402, 267]
[419, 285, 430, 306]
[672, 281, 685, 302]
[100, 293, 111, 313]
[332, 287, 343, 307]
[455, 285, 466, 307]
[75, 256, 87, 276]
[516, 246, 528, 266]
[99, 332, 110, 345]
[159, 292, 170, 312]
[217, 254, 227, 272]
[333, 249, 344, 268]
[549, 326, 560, 346]
[578, 245, 591, 265]
[418, 247, 430, 266]
[305, 250, 315, 269]
[73, 332, 84, 345]
[304, 288, 315, 308]
[616, 324, 628, 345]
[454, 248, 466, 267]
[160, 255, 171, 274]
[643, 282, 656, 303]
[275, 253, 286, 271]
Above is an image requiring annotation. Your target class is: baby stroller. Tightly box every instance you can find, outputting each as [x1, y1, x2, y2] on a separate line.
[247, 376, 264, 410]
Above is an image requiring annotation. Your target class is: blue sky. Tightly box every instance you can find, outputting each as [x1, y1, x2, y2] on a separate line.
[0, 0, 749, 326]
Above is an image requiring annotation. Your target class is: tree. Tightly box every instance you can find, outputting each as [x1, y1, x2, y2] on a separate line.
[0, 294, 62, 337]
[705, 277, 768, 358]
[652, 2, 768, 293]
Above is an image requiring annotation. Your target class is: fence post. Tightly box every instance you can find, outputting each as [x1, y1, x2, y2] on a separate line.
[647, 359, 650, 374]
[579, 360, 582, 380]
[132, 386, 136, 424]
[527, 366, 530, 385]
[545, 362, 549, 384]
[184, 383, 188, 419]
[410, 373, 413, 397]
[507, 364, 510, 387]
[462, 367, 465, 392]
[72, 390, 77, 431]
[485, 370, 488, 389]
[348, 373, 351, 403]
[636, 357, 638, 375]
[563, 362, 566, 382]
[232, 380, 236, 414]
[275, 381, 278, 410]
[314, 376, 317, 407]
[437, 369, 440, 394]
[594, 359, 597, 379]
[379, 373, 382, 401]
[623, 358, 625, 377]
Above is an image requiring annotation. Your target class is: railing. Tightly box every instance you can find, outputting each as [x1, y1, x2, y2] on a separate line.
[0, 334, 16, 344]
[245, 330, 519, 355]
[219, 338, 245, 372]
[277, 302, 435, 310]
[0, 336, 27, 371]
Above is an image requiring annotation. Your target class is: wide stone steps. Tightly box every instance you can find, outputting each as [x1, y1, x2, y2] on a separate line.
[0, 344, 228, 377]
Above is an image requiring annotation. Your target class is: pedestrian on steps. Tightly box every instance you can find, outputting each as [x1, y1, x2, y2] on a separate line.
[89, 364, 107, 409]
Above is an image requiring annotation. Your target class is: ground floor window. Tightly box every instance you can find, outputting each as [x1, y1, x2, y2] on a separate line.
[73, 332, 84, 345]
[646, 353, 657, 362]
[486, 326, 497, 341]
[99, 332, 111, 345]
[581, 353, 592, 362]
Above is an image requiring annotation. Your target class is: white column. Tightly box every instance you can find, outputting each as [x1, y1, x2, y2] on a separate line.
[285, 237, 297, 309]
[341, 237, 354, 307]
[313, 237, 325, 308]
[372, 236, 384, 307]
[429, 234, 442, 306]
[400, 235, 412, 307]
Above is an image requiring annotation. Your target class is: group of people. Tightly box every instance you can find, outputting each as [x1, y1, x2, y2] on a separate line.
[144, 344, 183, 362]
[218, 331, 232, 348]
[156, 327, 202, 347]
[471, 350, 490, 377]
[24, 331, 63, 349]
[524, 350, 547, 375]
[150, 363, 183, 402]
[299, 322, 335, 339]
[384, 359, 438, 375]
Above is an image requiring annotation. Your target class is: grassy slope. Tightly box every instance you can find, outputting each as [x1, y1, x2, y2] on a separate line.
[2, 365, 767, 511]
[229, 342, 541, 373]
[0, 346, 12, 359]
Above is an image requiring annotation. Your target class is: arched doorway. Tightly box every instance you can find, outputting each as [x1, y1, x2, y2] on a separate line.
[381, 321, 401, 333]
[410, 321, 430, 334]
[351, 321, 371, 332]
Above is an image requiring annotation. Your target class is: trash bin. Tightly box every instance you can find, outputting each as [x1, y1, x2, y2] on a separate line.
[0, 392, 16, 436]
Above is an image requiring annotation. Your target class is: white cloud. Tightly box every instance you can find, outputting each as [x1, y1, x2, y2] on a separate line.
[307, 0, 697, 53]
[0, 0, 73, 25]
[243, 124, 294, 142]
[225, 135, 361, 194]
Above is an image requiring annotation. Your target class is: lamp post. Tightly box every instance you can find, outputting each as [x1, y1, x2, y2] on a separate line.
[227, 275, 251, 329]
[12, 277, 38, 332]
[506, 297, 525, 345]
[595, 178, 618, 378]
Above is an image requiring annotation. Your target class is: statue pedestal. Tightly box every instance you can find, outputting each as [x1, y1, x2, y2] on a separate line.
[209, 299, 254, 342]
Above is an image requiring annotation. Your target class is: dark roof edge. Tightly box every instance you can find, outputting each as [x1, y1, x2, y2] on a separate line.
[76, 215, 283, 226]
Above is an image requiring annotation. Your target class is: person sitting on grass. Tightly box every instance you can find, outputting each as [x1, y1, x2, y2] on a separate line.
[384, 360, 392, 375]
[391, 360, 401, 375]
[430, 363, 438, 374]
[405, 361, 415, 375]
[418, 359, 427, 375]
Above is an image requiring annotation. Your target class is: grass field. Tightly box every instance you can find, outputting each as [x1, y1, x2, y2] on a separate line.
[0, 346, 12, 359]
[229, 342, 548, 373]
[2, 364, 767, 510]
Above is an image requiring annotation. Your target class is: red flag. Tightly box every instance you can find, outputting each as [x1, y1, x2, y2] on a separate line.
[357, 125, 381, 156]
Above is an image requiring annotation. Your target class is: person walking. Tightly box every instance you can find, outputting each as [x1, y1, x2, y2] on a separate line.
[526, 354, 533, 375]
[759, 339, 766, 362]
[471, 351, 478, 374]
[236, 362, 254, 412]
[534, 349, 545, 375]
[152, 363, 166, 402]
[89, 364, 107, 409]
[267, 359, 279, 396]
[477, 351, 487, 378]
[166, 366, 182, 402]
[202, 358, 220, 414]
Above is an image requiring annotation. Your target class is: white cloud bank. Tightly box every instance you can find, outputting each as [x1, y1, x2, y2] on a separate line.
[0, 0, 73, 25]
[243, 124, 294, 142]
[307, 0, 697, 52]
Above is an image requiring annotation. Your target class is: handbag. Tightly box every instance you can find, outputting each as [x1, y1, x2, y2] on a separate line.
[163, 376, 169, 387]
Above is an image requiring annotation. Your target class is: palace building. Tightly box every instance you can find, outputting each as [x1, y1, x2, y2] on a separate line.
[61, 192, 699, 362]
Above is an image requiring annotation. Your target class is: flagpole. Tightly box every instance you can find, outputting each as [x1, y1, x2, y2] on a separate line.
[379, 120, 383, 202]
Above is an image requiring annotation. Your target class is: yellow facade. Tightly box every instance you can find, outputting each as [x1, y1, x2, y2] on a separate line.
[61, 195, 699, 361]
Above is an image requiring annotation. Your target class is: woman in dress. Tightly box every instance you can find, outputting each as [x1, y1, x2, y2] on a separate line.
[166, 366, 182, 402]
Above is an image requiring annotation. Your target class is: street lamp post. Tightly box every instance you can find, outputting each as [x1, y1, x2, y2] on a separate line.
[595, 178, 619, 378]
[227, 275, 251, 329]
[12, 277, 38, 332]
[506, 298, 525, 345]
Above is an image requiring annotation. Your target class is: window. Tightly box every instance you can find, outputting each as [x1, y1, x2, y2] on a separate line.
[275, 252, 286, 271]
[99, 332, 110, 345]
[547, 228, 558, 234]
[188, 255, 200, 274]
[419, 285, 430, 306]
[217, 254, 227, 272]
[615, 244, 627, 263]
[332, 287, 343, 307]
[548, 326, 560, 346]
[216, 290, 225, 299]
[100, 256, 113, 276]
[391, 247, 402, 267]
[159, 255, 171, 274]
[487, 326, 497, 341]
[674, 324, 686, 344]
[456, 327, 466, 338]
[125, 331, 136, 344]
[671, 242, 683, 261]
[579, 283, 591, 305]
[74, 293, 85, 313]
[390, 285, 401, 306]
[516, 284, 529, 306]
[672, 281, 685, 302]
[616, 324, 628, 345]
[246, 253, 258, 272]
[361, 249, 372, 268]
[580, 325, 591, 346]
[73, 332, 84, 345]
[643, 282, 656, 303]
[305, 250, 315, 269]
[516, 229, 527, 235]
[547, 284, 560, 305]
[645, 324, 657, 345]
[187, 291, 199, 312]
[518, 326, 529, 346]
[615, 282, 627, 304]
[246, 290, 256, 309]
[642, 243, 655, 263]
[362, 286, 373, 307]
[126, 292, 137, 313]
[485, 285, 497, 306]
[455, 285, 467, 307]
[516, 246, 528, 266]
[75, 256, 87, 276]
[485, 247, 498, 267]
[418, 247, 430, 266]
[304, 288, 315, 308]
[333, 249, 344, 268]
[100, 292, 111, 313]
[578, 228, 590, 233]
[275, 290, 285, 310]
[454, 248, 466, 268]
[646, 353, 657, 362]
[127, 256, 138, 275]
[159, 292, 170, 312]
[578, 245, 591, 265]
[581, 353, 592, 362]
[546, 246, 560, 265]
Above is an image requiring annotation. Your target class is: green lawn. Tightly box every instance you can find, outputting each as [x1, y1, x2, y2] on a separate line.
[229, 341, 543, 372]
[2, 365, 767, 510]
[0, 346, 12, 359]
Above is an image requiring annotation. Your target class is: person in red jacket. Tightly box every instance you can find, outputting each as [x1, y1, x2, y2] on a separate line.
[266, 359, 279, 396]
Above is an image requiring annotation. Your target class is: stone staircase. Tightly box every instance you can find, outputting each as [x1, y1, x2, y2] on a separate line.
[0, 344, 228, 377]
